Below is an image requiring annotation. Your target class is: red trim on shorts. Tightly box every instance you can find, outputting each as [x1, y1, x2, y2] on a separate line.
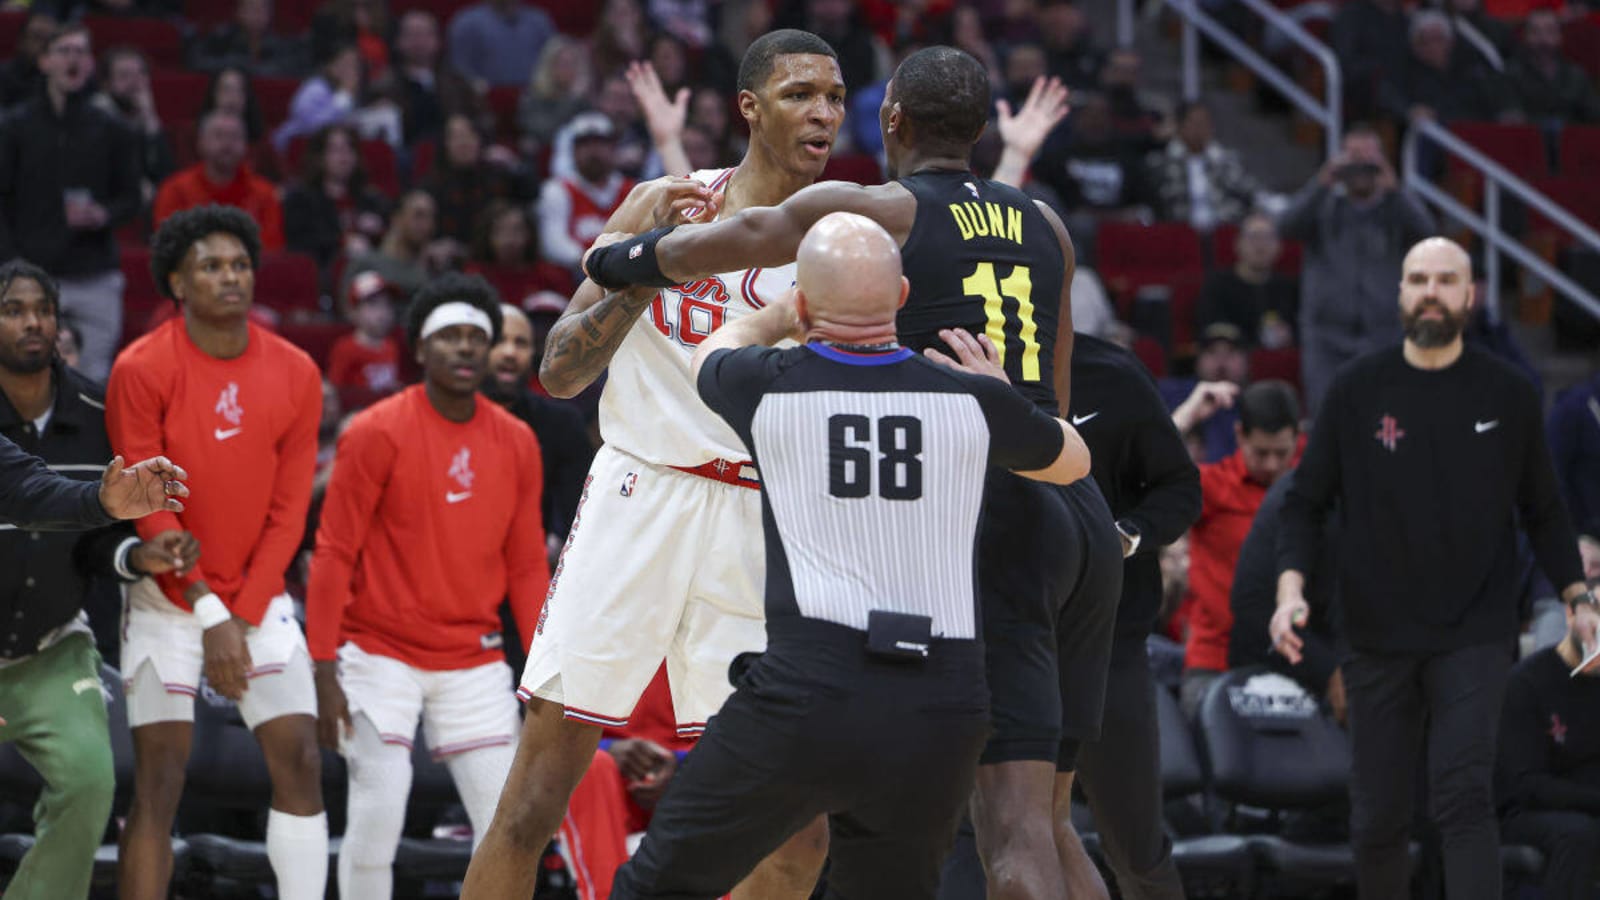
[162, 682, 198, 697]
[429, 734, 514, 760]
[538, 474, 594, 638]
[246, 663, 287, 679]
[561, 705, 629, 728]
[669, 459, 760, 490]
[379, 732, 416, 749]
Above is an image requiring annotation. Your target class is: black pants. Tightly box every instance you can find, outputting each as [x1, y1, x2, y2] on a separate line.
[611, 622, 990, 900]
[936, 636, 1183, 900]
[1502, 809, 1600, 900]
[1344, 641, 1512, 900]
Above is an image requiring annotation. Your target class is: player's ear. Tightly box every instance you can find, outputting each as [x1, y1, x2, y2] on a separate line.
[897, 276, 909, 310]
[737, 88, 760, 128]
[794, 289, 810, 330]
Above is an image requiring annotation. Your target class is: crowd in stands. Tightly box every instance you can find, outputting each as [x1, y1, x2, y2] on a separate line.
[2, 0, 1600, 895]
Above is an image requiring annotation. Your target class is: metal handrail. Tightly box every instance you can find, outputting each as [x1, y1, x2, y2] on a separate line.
[1403, 118, 1600, 320]
[1163, 0, 1343, 159]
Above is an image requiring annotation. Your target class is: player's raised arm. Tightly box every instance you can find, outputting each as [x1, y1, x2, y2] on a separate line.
[584, 181, 910, 290]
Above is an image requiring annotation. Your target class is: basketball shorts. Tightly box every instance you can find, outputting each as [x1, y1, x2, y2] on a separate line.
[336, 641, 520, 758]
[520, 444, 767, 737]
[122, 579, 316, 729]
[978, 472, 1122, 767]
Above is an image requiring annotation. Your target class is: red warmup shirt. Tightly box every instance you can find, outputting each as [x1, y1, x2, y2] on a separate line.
[306, 385, 550, 670]
[1183, 443, 1303, 671]
[106, 318, 322, 624]
[153, 164, 286, 251]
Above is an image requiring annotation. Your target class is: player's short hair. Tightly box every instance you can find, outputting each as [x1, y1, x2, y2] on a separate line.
[736, 29, 837, 94]
[889, 46, 991, 151]
[1238, 380, 1301, 435]
[404, 272, 504, 350]
[149, 205, 263, 301]
[0, 259, 60, 316]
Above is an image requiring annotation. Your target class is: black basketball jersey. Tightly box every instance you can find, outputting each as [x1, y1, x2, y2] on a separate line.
[896, 169, 1067, 414]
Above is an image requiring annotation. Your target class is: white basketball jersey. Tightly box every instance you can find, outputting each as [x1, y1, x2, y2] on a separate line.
[599, 167, 799, 466]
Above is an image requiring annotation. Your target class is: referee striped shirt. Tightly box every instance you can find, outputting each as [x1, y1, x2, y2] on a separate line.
[697, 342, 1064, 640]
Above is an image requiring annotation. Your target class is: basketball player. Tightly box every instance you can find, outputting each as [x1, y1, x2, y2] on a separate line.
[308, 273, 548, 898]
[461, 29, 845, 900]
[584, 46, 1124, 900]
[107, 205, 326, 900]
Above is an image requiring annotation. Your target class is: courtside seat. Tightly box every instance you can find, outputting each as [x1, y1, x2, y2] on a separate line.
[1155, 683, 1257, 897]
[1501, 843, 1546, 889]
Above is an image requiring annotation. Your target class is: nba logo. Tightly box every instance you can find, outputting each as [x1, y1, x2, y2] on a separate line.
[620, 472, 638, 497]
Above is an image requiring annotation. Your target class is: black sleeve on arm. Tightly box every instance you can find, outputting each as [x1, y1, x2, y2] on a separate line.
[1497, 662, 1600, 814]
[584, 227, 679, 290]
[1121, 376, 1202, 550]
[0, 436, 114, 530]
[696, 346, 785, 438]
[1515, 379, 1586, 591]
[1279, 380, 1343, 577]
[970, 377, 1065, 472]
[73, 520, 140, 580]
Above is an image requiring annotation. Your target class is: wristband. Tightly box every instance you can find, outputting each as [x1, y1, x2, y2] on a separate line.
[1570, 591, 1600, 615]
[192, 593, 231, 630]
[585, 226, 678, 290]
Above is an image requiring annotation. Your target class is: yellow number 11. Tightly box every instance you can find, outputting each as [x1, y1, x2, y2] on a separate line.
[961, 262, 1040, 381]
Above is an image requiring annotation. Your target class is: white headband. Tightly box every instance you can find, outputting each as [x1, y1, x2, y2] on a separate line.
[420, 301, 494, 341]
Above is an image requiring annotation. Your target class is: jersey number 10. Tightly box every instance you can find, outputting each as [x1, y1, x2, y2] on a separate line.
[828, 414, 923, 501]
[963, 262, 1041, 382]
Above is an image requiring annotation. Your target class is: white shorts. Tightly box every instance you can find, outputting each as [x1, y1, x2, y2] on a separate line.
[336, 641, 520, 759]
[520, 444, 766, 736]
[122, 579, 316, 729]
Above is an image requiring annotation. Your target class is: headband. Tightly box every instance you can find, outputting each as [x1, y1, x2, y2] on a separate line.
[420, 301, 493, 341]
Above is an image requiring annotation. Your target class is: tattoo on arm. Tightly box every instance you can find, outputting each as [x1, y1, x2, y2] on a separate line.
[540, 286, 659, 398]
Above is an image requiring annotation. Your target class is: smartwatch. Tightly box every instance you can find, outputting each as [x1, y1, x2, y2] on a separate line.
[1570, 590, 1600, 615]
[1115, 519, 1142, 558]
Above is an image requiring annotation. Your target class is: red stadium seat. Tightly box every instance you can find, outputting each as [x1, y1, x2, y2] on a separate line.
[1525, 175, 1600, 251]
[0, 12, 26, 57]
[84, 16, 184, 68]
[150, 70, 210, 123]
[1449, 122, 1548, 179]
[1559, 125, 1600, 176]
[1132, 335, 1168, 378]
[533, 0, 600, 36]
[410, 139, 436, 183]
[1248, 347, 1303, 395]
[391, 0, 478, 21]
[119, 248, 164, 350]
[470, 263, 575, 307]
[281, 136, 400, 196]
[1209, 222, 1305, 277]
[1563, 19, 1600, 82]
[183, 0, 234, 29]
[277, 320, 351, 371]
[253, 77, 300, 131]
[255, 252, 322, 313]
[485, 85, 522, 143]
[821, 153, 883, 185]
[1097, 221, 1205, 298]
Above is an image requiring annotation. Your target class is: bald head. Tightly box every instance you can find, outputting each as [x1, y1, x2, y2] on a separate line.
[795, 212, 908, 336]
[1403, 236, 1472, 277]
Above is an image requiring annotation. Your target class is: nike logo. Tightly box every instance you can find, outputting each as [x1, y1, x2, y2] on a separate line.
[1475, 420, 1499, 434]
[446, 491, 472, 504]
[1071, 412, 1100, 426]
[214, 427, 243, 441]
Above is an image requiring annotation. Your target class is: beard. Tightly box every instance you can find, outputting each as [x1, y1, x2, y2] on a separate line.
[0, 345, 51, 375]
[1402, 300, 1466, 348]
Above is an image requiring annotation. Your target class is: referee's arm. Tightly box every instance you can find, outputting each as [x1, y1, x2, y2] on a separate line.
[688, 299, 803, 381]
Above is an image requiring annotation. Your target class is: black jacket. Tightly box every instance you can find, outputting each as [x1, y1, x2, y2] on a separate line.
[0, 91, 141, 275]
[501, 387, 594, 540]
[0, 362, 138, 657]
[1067, 334, 1202, 638]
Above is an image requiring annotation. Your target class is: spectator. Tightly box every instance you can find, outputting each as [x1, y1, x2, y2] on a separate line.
[447, 0, 557, 87]
[423, 113, 527, 247]
[552, 74, 659, 180]
[1378, 11, 1506, 126]
[1277, 126, 1435, 415]
[201, 65, 267, 144]
[649, 33, 695, 97]
[650, 0, 714, 49]
[273, 42, 364, 152]
[379, 10, 483, 148]
[325, 270, 402, 411]
[154, 110, 286, 250]
[1147, 100, 1271, 233]
[1163, 322, 1256, 463]
[1002, 43, 1049, 108]
[1331, 0, 1411, 121]
[1547, 371, 1600, 539]
[310, 0, 390, 81]
[1444, 0, 1514, 74]
[187, 0, 309, 78]
[536, 113, 637, 272]
[1497, 604, 1600, 900]
[590, 0, 650, 81]
[1032, 90, 1153, 264]
[1178, 380, 1303, 717]
[518, 35, 595, 154]
[1099, 47, 1163, 147]
[1228, 472, 1344, 714]
[1198, 212, 1299, 349]
[1037, 0, 1102, 90]
[774, 0, 889, 90]
[1501, 10, 1600, 127]
[469, 200, 571, 305]
[93, 46, 176, 203]
[0, 12, 57, 110]
[949, 5, 1004, 93]
[340, 188, 438, 310]
[0, 22, 141, 383]
[282, 124, 392, 272]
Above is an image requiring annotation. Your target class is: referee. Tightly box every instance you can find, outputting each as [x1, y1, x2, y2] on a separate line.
[1272, 237, 1600, 900]
[609, 213, 1091, 900]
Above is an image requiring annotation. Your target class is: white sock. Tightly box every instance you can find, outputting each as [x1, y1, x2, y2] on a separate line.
[340, 715, 412, 900]
[266, 808, 329, 900]
[443, 741, 518, 850]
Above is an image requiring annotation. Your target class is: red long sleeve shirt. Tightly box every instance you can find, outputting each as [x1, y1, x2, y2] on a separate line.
[306, 385, 549, 670]
[106, 318, 322, 625]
